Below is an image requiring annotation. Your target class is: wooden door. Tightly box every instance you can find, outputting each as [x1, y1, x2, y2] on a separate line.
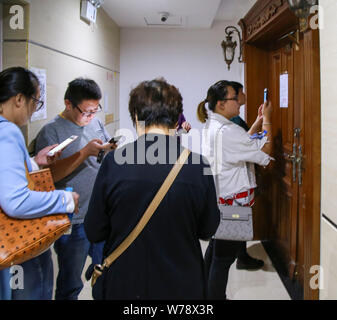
[268, 43, 301, 282]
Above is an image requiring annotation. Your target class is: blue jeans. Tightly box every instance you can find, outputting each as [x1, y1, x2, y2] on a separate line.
[85, 241, 105, 281]
[0, 269, 11, 300]
[54, 223, 90, 300]
[11, 249, 54, 300]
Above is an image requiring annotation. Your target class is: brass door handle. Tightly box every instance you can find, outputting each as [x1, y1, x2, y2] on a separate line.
[284, 143, 297, 182]
[284, 153, 296, 161]
[297, 145, 303, 186]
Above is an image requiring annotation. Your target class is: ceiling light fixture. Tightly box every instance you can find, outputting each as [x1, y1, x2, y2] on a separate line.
[89, 0, 103, 9]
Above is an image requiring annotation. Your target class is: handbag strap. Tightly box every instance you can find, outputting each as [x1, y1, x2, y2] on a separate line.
[102, 148, 191, 269]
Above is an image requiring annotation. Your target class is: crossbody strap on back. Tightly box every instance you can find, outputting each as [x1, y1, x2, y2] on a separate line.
[91, 148, 191, 286]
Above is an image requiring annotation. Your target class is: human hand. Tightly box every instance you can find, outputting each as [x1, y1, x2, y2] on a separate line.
[181, 121, 192, 133]
[262, 101, 272, 122]
[254, 104, 264, 125]
[34, 144, 62, 168]
[102, 141, 117, 151]
[82, 139, 106, 157]
[71, 192, 80, 214]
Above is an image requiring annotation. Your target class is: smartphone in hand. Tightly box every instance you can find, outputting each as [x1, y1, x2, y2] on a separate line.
[263, 88, 269, 103]
[109, 135, 123, 144]
[97, 136, 123, 163]
[47, 135, 78, 156]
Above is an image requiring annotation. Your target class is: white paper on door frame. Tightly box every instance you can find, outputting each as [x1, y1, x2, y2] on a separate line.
[280, 73, 288, 109]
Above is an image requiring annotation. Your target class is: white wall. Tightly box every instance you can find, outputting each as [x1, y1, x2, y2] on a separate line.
[120, 20, 245, 151]
[2, 0, 120, 144]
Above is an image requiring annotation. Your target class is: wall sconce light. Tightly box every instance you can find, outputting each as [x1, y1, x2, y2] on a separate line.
[89, 0, 103, 8]
[221, 26, 243, 71]
[287, 0, 318, 32]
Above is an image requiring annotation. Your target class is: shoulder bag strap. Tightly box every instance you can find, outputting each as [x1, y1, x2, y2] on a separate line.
[101, 148, 190, 270]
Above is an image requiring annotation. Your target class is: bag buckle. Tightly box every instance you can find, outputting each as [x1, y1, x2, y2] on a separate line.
[91, 264, 104, 287]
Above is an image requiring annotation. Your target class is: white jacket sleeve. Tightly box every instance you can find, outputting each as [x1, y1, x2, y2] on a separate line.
[220, 126, 272, 166]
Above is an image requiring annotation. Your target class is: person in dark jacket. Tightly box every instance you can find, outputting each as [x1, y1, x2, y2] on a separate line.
[84, 78, 220, 300]
[230, 81, 265, 270]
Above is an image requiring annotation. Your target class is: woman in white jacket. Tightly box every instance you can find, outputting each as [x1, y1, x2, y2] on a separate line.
[198, 80, 273, 300]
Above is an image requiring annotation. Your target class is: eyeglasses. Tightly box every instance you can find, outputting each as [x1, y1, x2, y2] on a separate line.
[31, 96, 44, 112]
[73, 103, 102, 117]
[223, 96, 238, 102]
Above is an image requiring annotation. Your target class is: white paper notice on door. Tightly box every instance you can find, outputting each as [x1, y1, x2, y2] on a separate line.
[280, 73, 288, 108]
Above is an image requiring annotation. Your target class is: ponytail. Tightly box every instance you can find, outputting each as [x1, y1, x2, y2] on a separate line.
[197, 100, 208, 123]
[198, 80, 231, 123]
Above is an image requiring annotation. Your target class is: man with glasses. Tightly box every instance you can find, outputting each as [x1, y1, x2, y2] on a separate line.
[35, 78, 116, 300]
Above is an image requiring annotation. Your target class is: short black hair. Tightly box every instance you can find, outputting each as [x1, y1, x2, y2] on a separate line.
[230, 81, 243, 95]
[0, 67, 40, 104]
[64, 78, 102, 106]
[128, 78, 183, 128]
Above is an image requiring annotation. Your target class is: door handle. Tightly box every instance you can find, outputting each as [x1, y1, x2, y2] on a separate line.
[297, 145, 303, 186]
[284, 140, 297, 182]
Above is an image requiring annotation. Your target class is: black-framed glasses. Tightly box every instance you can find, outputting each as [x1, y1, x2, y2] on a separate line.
[73, 103, 102, 117]
[31, 96, 44, 112]
[223, 96, 239, 102]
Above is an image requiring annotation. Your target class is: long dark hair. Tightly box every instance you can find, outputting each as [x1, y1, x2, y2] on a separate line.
[0, 67, 40, 105]
[197, 80, 232, 123]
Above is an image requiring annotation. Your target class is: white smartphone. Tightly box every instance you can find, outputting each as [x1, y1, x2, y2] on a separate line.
[47, 135, 78, 156]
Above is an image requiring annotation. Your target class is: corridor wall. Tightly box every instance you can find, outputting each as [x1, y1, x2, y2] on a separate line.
[119, 20, 245, 152]
[2, 0, 120, 144]
[320, 0, 337, 300]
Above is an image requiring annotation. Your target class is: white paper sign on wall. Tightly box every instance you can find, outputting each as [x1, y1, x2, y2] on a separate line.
[30, 67, 47, 122]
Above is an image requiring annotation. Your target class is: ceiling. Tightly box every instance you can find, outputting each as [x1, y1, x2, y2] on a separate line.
[102, 0, 257, 29]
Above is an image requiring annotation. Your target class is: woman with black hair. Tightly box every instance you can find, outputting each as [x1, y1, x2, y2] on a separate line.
[0, 67, 79, 300]
[84, 78, 220, 300]
[198, 80, 273, 300]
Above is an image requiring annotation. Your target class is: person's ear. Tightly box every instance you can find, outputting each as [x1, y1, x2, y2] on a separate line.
[64, 99, 73, 111]
[14, 93, 27, 109]
[216, 100, 225, 111]
[135, 115, 144, 136]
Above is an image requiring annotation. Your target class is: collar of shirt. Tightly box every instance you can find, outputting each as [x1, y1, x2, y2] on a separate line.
[208, 111, 233, 126]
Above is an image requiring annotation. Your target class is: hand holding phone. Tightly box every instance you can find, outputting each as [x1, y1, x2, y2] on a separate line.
[47, 135, 78, 156]
[263, 88, 269, 103]
[108, 135, 123, 144]
[97, 136, 123, 163]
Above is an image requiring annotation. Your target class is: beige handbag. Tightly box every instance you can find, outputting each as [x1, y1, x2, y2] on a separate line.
[90, 148, 191, 287]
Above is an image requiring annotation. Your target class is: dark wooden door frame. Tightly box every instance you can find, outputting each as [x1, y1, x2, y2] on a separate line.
[239, 0, 321, 300]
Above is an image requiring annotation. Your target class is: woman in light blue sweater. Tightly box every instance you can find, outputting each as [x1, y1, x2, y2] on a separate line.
[0, 67, 79, 300]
